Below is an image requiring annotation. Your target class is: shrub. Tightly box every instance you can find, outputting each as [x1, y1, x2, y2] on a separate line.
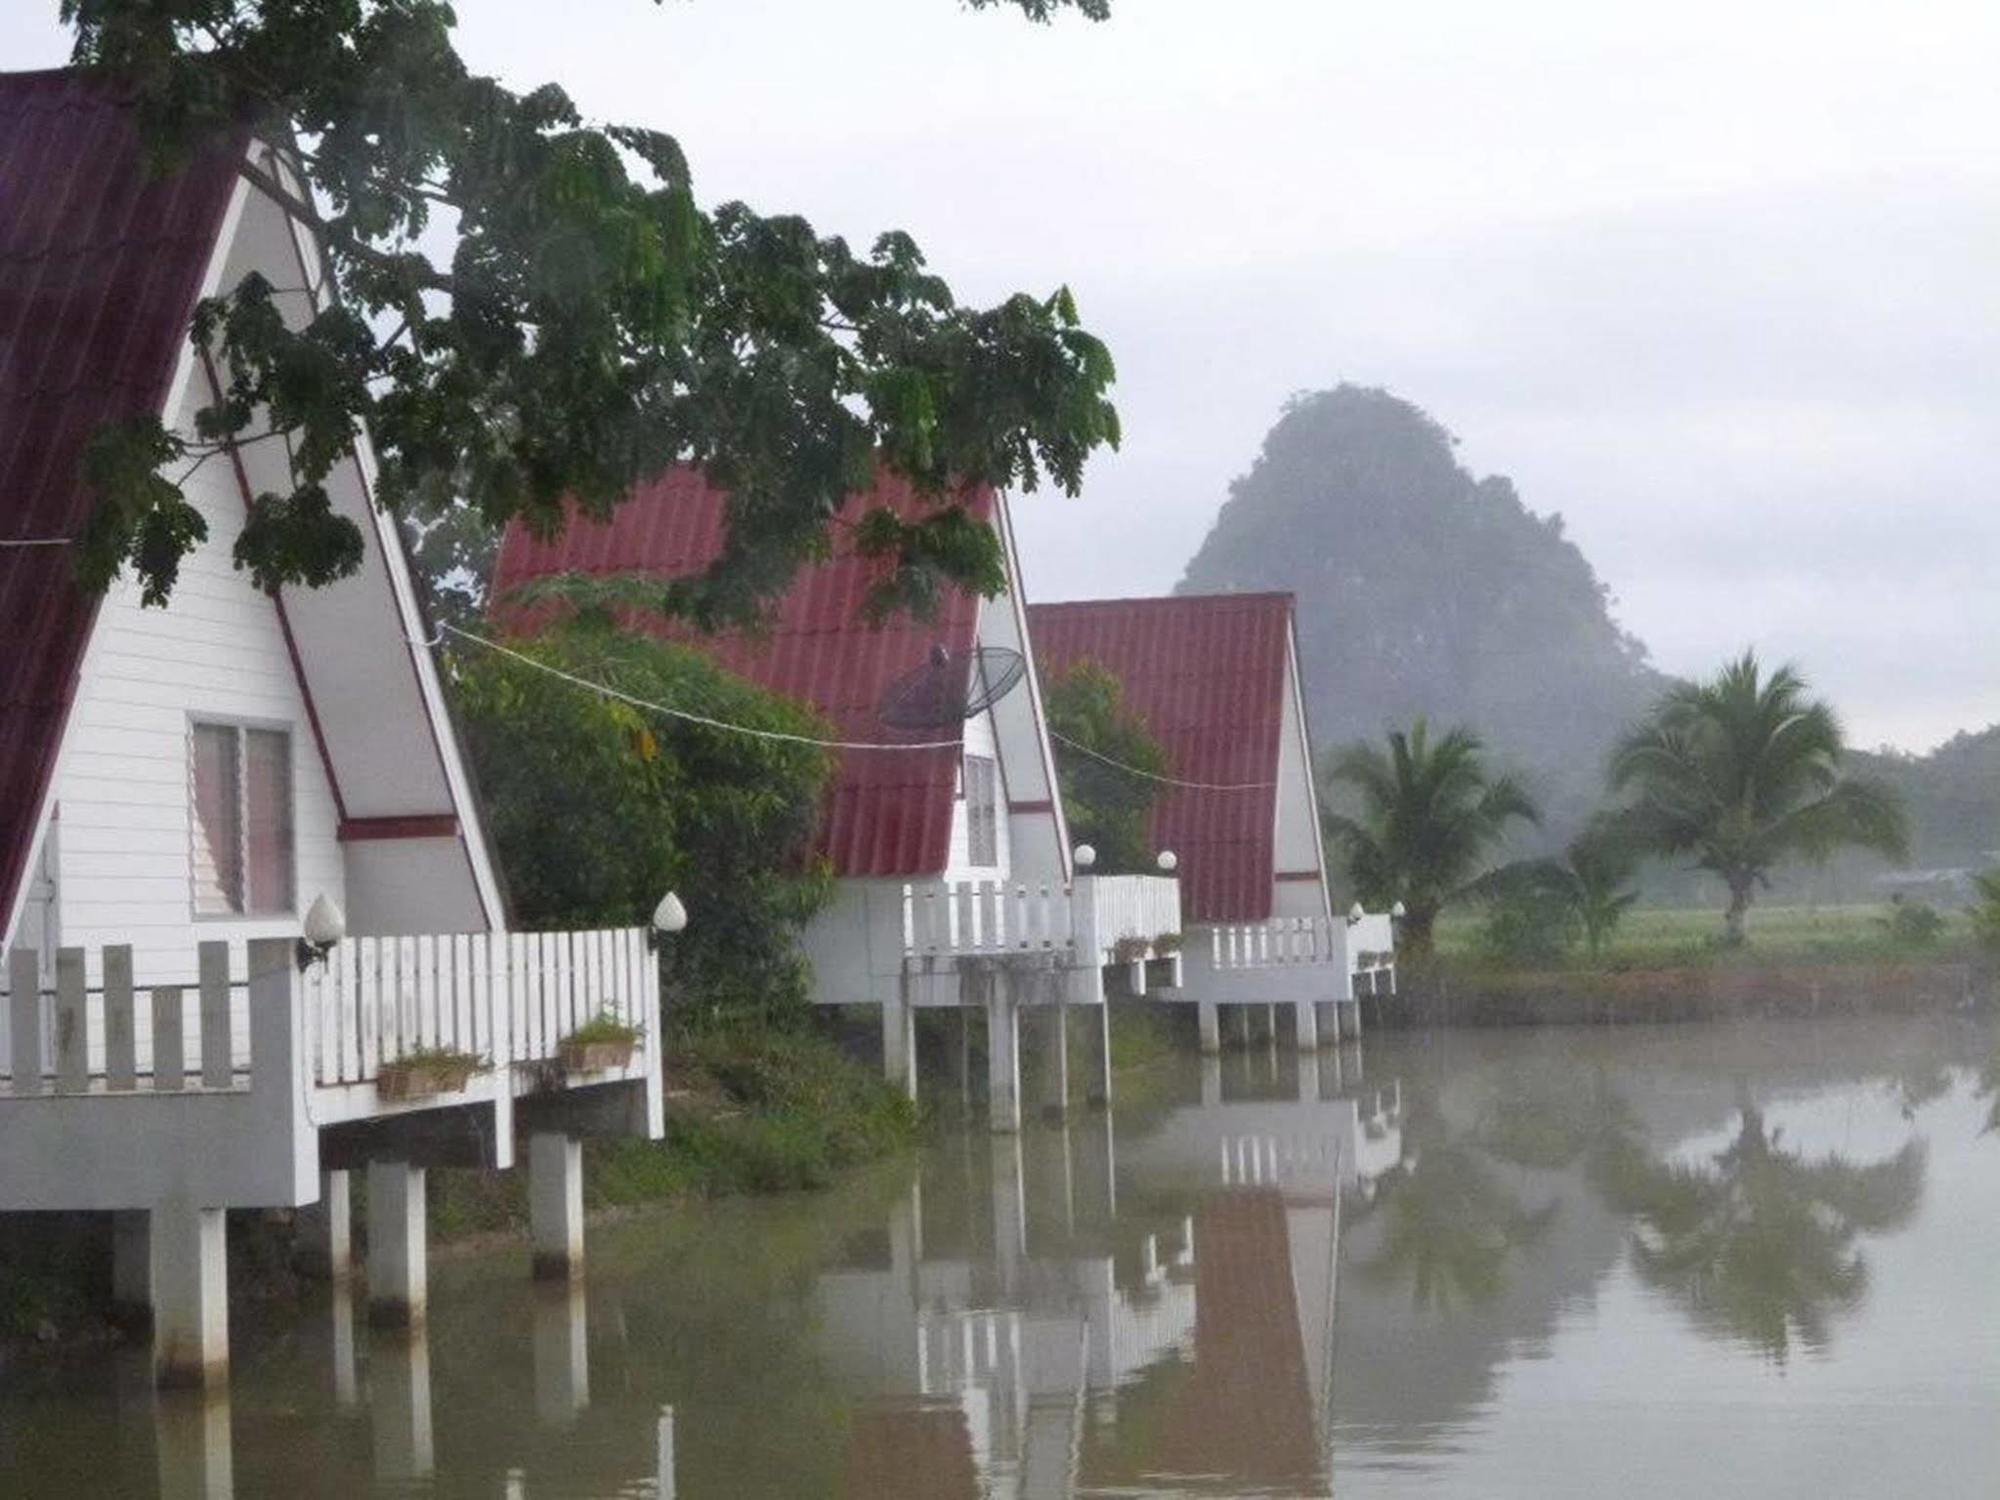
[1880, 895, 1946, 947]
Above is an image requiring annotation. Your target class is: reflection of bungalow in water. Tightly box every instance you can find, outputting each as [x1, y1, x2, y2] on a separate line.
[0, 68, 662, 1391]
[1027, 594, 1394, 1052]
[816, 1051, 1405, 1498]
[493, 474, 1181, 1128]
[814, 1120, 1200, 1499]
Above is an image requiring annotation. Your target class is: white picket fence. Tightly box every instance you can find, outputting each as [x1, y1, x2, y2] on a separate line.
[301, 927, 654, 1086]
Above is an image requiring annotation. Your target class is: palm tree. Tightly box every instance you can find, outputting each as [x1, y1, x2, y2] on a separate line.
[1610, 653, 1906, 945]
[1322, 719, 1540, 956]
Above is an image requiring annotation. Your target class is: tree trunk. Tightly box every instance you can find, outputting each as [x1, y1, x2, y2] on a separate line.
[1723, 876, 1754, 945]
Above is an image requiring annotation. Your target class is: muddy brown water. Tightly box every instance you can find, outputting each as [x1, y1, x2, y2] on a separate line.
[3, 1013, 1997, 1498]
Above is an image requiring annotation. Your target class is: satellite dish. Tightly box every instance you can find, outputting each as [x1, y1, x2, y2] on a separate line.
[878, 645, 1027, 730]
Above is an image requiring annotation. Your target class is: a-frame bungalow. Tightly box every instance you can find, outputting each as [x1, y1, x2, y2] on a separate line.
[0, 67, 663, 1387]
[491, 468, 1182, 1128]
[1028, 592, 1395, 1051]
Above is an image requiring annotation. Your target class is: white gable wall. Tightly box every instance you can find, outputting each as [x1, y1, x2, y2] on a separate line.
[1270, 628, 1332, 923]
[941, 704, 1012, 883]
[47, 368, 346, 984]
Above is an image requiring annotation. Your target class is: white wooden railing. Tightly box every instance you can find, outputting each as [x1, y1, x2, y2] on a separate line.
[0, 927, 656, 1098]
[1205, 916, 1342, 972]
[902, 880, 1074, 959]
[301, 927, 654, 1087]
[1, 944, 253, 1097]
[1075, 873, 1183, 961]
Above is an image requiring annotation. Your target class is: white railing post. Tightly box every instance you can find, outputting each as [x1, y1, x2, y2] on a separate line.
[8, 949, 42, 1096]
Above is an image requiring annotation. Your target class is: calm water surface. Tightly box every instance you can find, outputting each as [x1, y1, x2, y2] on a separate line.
[4, 1014, 1998, 1498]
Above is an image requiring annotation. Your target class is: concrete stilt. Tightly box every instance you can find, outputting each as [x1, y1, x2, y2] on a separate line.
[531, 1133, 586, 1281]
[881, 976, 917, 1101]
[151, 1199, 228, 1389]
[1036, 1004, 1070, 1119]
[331, 1281, 359, 1409]
[990, 1131, 1026, 1292]
[1263, 1003, 1280, 1045]
[366, 1160, 427, 1330]
[532, 1281, 590, 1425]
[1297, 1048, 1322, 1103]
[113, 1208, 152, 1329]
[370, 1327, 434, 1481]
[987, 976, 1022, 1134]
[658, 1406, 679, 1500]
[154, 1390, 233, 1500]
[1200, 1053, 1223, 1108]
[296, 1169, 352, 1282]
[1084, 1003, 1113, 1108]
[1197, 1000, 1221, 1055]
[1294, 999, 1320, 1051]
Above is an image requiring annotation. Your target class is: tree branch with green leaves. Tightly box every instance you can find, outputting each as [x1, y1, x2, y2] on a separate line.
[62, 0, 1119, 623]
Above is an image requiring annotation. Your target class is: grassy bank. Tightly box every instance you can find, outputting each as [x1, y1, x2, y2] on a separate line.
[1435, 901, 1985, 971]
[431, 1020, 920, 1241]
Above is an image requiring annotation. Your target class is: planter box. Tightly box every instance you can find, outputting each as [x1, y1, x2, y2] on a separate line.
[376, 1058, 480, 1102]
[558, 1038, 636, 1073]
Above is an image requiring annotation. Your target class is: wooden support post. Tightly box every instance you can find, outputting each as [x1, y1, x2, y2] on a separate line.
[151, 1198, 229, 1390]
[1197, 1000, 1221, 1055]
[530, 1133, 585, 1281]
[366, 1161, 427, 1329]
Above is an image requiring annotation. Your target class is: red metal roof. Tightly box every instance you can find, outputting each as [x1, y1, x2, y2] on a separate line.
[490, 465, 996, 879]
[0, 69, 246, 935]
[1028, 592, 1297, 922]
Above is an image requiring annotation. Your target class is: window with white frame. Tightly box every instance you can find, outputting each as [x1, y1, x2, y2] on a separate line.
[964, 754, 999, 867]
[190, 721, 295, 916]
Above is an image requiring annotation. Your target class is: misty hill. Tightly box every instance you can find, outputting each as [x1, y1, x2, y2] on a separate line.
[1855, 724, 2000, 875]
[1177, 385, 1663, 838]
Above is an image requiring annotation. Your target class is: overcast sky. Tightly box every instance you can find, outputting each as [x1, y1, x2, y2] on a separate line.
[13, 1, 1997, 752]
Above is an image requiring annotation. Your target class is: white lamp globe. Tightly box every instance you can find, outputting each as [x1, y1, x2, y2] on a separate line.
[1390, 901, 1407, 919]
[303, 893, 347, 948]
[652, 891, 689, 935]
[1348, 901, 1365, 922]
[1073, 844, 1097, 870]
[1156, 850, 1178, 873]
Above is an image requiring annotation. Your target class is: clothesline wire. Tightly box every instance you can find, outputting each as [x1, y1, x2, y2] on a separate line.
[426, 621, 1274, 791]
[1048, 730, 1274, 792]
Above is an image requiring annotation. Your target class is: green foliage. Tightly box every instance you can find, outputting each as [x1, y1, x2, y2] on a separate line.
[561, 1010, 644, 1047]
[1321, 718, 1540, 955]
[450, 619, 834, 1018]
[1611, 652, 1909, 944]
[1877, 895, 1945, 947]
[1178, 385, 1662, 844]
[1044, 660, 1169, 873]
[1970, 871, 2000, 952]
[1476, 882, 1577, 966]
[1473, 817, 1642, 965]
[65, 0, 1118, 619]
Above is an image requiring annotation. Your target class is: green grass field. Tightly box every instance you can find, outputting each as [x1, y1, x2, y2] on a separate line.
[1435, 901, 1979, 970]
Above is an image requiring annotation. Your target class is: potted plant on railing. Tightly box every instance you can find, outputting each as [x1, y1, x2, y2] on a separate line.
[1146, 930, 1186, 991]
[557, 1011, 643, 1073]
[376, 1046, 488, 1102]
[1112, 935, 1153, 965]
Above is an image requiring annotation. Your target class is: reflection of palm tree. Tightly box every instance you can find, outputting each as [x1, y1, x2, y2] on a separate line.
[1595, 1097, 1924, 1364]
[1351, 1140, 1559, 1312]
